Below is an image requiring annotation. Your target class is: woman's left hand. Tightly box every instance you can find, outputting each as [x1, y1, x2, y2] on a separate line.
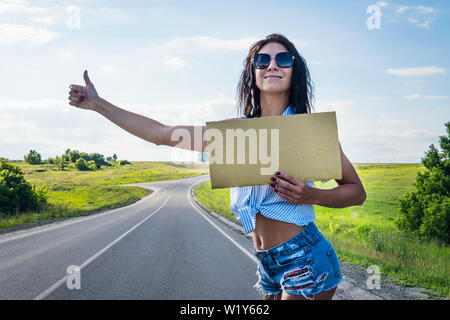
[269, 171, 315, 205]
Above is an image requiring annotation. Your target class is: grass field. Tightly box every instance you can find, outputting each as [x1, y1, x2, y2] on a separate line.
[194, 163, 450, 298]
[0, 161, 208, 230]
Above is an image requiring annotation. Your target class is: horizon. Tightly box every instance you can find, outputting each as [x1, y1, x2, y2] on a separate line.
[4, 158, 425, 166]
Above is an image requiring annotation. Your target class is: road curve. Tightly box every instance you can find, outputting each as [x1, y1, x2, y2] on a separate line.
[0, 175, 260, 300]
[0, 174, 382, 300]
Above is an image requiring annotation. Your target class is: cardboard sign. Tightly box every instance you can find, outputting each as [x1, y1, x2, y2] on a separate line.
[205, 111, 342, 189]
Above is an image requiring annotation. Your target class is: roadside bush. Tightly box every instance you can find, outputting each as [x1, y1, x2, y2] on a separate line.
[32, 185, 49, 204]
[0, 160, 47, 215]
[394, 121, 450, 244]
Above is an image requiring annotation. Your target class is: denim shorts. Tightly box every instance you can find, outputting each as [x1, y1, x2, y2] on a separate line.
[253, 222, 342, 299]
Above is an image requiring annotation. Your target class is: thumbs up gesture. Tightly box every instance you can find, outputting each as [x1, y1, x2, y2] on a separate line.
[68, 70, 99, 110]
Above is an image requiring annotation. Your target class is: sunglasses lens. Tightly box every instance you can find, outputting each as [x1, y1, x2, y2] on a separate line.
[276, 52, 294, 67]
[253, 54, 270, 69]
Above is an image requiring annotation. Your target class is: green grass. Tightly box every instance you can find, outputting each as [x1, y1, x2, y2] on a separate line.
[194, 163, 450, 298]
[0, 161, 208, 229]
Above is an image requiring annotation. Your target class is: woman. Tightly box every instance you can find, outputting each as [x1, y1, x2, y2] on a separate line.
[68, 33, 366, 300]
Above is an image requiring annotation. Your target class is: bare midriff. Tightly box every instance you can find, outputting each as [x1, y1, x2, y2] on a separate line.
[253, 211, 305, 251]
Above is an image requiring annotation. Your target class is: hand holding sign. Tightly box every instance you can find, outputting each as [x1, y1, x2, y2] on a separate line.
[270, 170, 315, 205]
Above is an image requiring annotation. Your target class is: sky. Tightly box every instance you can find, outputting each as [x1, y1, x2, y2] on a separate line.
[0, 0, 449, 163]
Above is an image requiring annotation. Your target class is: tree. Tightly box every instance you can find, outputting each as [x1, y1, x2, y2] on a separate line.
[46, 157, 56, 164]
[68, 150, 81, 163]
[0, 160, 48, 215]
[394, 121, 450, 243]
[87, 160, 97, 170]
[80, 152, 90, 162]
[118, 160, 131, 166]
[24, 150, 42, 165]
[54, 155, 65, 171]
[75, 158, 89, 171]
[113, 153, 117, 162]
[89, 153, 109, 168]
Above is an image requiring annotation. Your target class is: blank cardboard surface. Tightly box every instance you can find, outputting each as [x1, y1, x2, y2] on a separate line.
[205, 111, 342, 189]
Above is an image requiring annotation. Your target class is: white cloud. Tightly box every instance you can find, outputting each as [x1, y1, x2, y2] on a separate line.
[338, 125, 443, 163]
[396, 5, 410, 13]
[57, 51, 73, 62]
[29, 14, 58, 25]
[0, 24, 59, 46]
[404, 93, 448, 100]
[82, 6, 134, 25]
[0, 1, 49, 14]
[385, 66, 446, 76]
[0, 2, 133, 31]
[163, 36, 259, 51]
[417, 17, 432, 29]
[315, 100, 353, 116]
[162, 55, 191, 69]
[393, 5, 437, 28]
[101, 65, 118, 73]
[162, 36, 307, 52]
[415, 5, 437, 14]
[377, 119, 408, 125]
[404, 93, 421, 99]
[377, 1, 388, 8]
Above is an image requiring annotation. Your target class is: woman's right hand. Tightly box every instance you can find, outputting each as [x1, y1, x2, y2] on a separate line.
[68, 70, 99, 110]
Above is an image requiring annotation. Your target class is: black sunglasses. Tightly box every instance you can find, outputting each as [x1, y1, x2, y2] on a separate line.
[253, 52, 295, 69]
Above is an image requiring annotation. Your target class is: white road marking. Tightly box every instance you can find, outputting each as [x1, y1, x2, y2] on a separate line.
[187, 183, 258, 264]
[33, 187, 177, 300]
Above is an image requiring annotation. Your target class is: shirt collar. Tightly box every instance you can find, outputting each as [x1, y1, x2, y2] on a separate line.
[256, 104, 294, 117]
[282, 104, 294, 115]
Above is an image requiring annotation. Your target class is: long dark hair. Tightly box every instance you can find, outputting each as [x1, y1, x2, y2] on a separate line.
[236, 33, 315, 118]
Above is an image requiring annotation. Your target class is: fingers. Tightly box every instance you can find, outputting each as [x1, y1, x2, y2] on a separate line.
[271, 174, 299, 193]
[69, 87, 84, 101]
[69, 89, 82, 97]
[275, 171, 302, 186]
[68, 95, 85, 104]
[273, 187, 300, 204]
[69, 84, 85, 93]
[271, 182, 300, 200]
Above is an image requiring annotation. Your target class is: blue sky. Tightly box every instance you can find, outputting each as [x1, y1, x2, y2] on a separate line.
[0, 0, 449, 163]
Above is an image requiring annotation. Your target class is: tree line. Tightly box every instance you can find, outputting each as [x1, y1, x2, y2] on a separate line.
[24, 148, 131, 171]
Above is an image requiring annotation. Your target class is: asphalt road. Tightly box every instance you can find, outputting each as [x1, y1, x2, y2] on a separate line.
[0, 174, 385, 300]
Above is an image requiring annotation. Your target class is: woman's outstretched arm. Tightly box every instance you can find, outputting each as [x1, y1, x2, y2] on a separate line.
[68, 70, 207, 152]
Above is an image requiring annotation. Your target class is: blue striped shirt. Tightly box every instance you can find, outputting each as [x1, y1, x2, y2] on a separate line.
[229, 105, 317, 234]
